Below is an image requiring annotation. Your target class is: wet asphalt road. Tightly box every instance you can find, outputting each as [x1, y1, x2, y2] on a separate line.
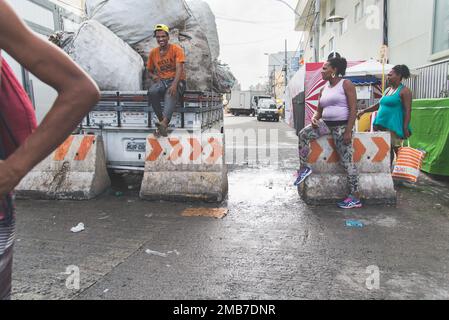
[11, 115, 449, 300]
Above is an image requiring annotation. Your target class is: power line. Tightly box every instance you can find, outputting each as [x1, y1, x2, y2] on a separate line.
[215, 16, 295, 25]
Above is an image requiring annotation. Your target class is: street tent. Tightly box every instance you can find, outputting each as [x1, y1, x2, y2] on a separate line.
[345, 59, 396, 77]
[284, 66, 305, 129]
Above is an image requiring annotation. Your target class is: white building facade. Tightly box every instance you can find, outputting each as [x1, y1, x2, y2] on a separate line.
[3, 0, 85, 123]
[295, 0, 449, 68]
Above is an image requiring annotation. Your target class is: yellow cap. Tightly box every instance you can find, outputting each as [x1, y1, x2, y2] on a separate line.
[154, 24, 169, 34]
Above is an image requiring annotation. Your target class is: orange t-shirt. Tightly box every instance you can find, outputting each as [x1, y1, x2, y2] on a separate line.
[147, 44, 186, 80]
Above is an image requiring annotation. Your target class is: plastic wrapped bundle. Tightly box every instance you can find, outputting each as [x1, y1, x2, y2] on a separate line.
[62, 20, 144, 91]
[212, 63, 236, 93]
[84, 0, 191, 44]
[186, 0, 220, 61]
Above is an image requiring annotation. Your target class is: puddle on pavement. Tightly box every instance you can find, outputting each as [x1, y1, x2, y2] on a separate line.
[228, 168, 298, 206]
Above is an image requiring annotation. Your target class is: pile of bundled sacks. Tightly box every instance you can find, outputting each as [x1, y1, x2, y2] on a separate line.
[52, 0, 236, 93]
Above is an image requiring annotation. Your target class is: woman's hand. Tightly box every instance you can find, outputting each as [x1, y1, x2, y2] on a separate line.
[403, 127, 411, 139]
[357, 110, 365, 120]
[311, 117, 320, 129]
[168, 84, 178, 97]
[343, 130, 353, 145]
[0, 160, 22, 197]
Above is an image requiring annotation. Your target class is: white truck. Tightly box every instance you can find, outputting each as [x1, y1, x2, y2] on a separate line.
[228, 90, 270, 117]
[256, 98, 280, 122]
[77, 90, 224, 171]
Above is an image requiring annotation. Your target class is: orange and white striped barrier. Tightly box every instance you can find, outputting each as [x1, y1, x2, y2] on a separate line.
[301, 132, 397, 205]
[308, 133, 391, 174]
[16, 135, 110, 200]
[140, 132, 228, 202]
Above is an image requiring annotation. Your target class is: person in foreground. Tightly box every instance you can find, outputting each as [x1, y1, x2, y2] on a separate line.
[0, 0, 100, 300]
[294, 54, 362, 209]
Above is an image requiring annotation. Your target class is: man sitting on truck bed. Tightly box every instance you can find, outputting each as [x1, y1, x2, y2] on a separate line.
[147, 24, 186, 137]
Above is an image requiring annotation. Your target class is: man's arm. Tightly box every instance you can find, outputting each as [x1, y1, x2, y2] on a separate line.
[168, 62, 184, 96]
[0, 0, 100, 195]
[146, 52, 159, 82]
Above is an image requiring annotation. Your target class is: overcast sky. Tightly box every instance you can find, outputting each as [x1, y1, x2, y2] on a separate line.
[204, 0, 303, 90]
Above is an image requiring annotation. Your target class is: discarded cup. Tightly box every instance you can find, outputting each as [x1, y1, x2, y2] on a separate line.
[71, 223, 85, 233]
[345, 220, 364, 228]
[145, 249, 167, 257]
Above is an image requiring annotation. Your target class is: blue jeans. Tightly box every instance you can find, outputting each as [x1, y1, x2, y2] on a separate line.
[147, 79, 186, 123]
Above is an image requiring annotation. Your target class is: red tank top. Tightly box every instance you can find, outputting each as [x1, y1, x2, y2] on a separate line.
[0, 52, 37, 156]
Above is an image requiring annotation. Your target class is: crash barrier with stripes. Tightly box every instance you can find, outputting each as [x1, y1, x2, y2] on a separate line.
[299, 132, 397, 205]
[78, 91, 224, 169]
[140, 132, 228, 202]
[392, 147, 426, 183]
[16, 135, 111, 200]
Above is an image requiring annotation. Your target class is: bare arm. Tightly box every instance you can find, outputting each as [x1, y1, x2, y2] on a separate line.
[361, 102, 380, 114]
[311, 88, 324, 127]
[168, 62, 184, 96]
[343, 80, 358, 144]
[0, 0, 100, 195]
[401, 87, 413, 138]
[147, 63, 159, 82]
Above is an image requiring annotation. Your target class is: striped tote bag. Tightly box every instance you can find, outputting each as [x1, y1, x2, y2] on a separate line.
[392, 142, 426, 183]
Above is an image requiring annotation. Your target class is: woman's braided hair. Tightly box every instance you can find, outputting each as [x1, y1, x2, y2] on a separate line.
[392, 65, 411, 80]
[327, 52, 348, 77]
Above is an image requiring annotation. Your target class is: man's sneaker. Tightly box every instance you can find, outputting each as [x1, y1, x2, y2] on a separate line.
[294, 167, 312, 186]
[337, 196, 363, 209]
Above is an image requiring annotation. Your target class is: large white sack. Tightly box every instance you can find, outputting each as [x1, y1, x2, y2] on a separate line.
[180, 20, 213, 91]
[212, 63, 236, 93]
[84, 0, 191, 44]
[63, 20, 144, 91]
[186, 0, 220, 61]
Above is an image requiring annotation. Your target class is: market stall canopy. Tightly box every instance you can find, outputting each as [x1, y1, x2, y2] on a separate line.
[345, 59, 396, 77]
[286, 66, 305, 99]
[345, 75, 381, 86]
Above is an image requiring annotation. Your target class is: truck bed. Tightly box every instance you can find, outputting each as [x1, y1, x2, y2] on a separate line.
[78, 90, 224, 169]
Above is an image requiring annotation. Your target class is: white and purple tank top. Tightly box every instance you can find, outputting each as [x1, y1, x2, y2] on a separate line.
[319, 79, 349, 124]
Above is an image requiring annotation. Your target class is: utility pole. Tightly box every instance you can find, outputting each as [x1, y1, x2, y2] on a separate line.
[284, 39, 288, 87]
[270, 65, 278, 99]
[313, 0, 321, 62]
[383, 0, 389, 46]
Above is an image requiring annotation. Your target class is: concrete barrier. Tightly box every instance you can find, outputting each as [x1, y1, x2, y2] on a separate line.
[16, 135, 111, 200]
[300, 132, 396, 205]
[140, 131, 228, 202]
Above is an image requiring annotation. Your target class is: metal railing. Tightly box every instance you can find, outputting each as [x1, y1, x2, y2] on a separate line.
[405, 58, 449, 99]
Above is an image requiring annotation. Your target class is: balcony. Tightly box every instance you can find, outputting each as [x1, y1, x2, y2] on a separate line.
[294, 0, 314, 31]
